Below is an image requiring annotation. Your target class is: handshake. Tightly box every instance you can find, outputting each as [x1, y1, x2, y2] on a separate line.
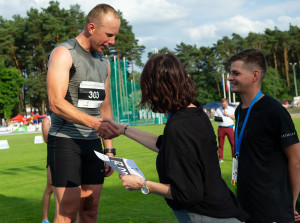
[93, 117, 125, 139]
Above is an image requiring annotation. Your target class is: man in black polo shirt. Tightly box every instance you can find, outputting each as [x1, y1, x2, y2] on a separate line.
[228, 49, 300, 222]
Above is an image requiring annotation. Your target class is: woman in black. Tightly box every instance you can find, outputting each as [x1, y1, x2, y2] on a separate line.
[104, 53, 248, 222]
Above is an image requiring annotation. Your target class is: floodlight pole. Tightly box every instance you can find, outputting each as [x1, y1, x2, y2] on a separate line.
[222, 73, 226, 99]
[123, 57, 129, 122]
[114, 56, 120, 122]
[227, 73, 231, 103]
[290, 62, 298, 97]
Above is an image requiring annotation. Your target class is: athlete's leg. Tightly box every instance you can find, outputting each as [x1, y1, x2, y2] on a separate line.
[42, 166, 53, 221]
[48, 135, 82, 223]
[78, 138, 104, 223]
[53, 186, 81, 223]
[78, 184, 103, 223]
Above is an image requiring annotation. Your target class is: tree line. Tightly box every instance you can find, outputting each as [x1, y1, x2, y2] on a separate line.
[0, 0, 299, 119]
[162, 26, 300, 105]
[0, 1, 144, 119]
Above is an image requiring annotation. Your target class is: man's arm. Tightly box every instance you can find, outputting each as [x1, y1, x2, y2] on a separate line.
[100, 60, 114, 147]
[224, 107, 235, 120]
[47, 46, 119, 139]
[224, 112, 235, 120]
[284, 142, 300, 221]
[100, 61, 115, 177]
[41, 117, 51, 143]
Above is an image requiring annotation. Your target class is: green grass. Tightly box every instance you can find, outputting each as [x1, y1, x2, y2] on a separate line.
[0, 119, 299, 223]
[288, 108, 300, 114]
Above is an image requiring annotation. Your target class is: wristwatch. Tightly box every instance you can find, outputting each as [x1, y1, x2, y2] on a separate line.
[104, 148, 116, 156]
[141, 179, 150, 195]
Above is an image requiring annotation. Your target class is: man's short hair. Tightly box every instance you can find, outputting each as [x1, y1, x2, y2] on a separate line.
[220, 98, 228, 104]
[229, 49, 268, 81]
[85, 4, 119, 28]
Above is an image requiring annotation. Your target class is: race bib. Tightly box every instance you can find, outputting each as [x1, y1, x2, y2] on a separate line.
[78, 81, 105, 108]
[231, 156, 238, 186]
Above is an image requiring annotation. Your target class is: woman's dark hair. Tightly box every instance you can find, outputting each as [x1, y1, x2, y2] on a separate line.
[139, 53, 196, 113]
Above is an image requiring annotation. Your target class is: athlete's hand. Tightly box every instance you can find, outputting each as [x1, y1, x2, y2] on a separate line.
[295, 210, 300, 222]
[93, 119, 120, 139]
[104, 163, 114, 177]
[101, 118, 125, 135]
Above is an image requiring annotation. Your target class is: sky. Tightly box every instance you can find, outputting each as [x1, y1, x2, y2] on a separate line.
[0, 0, 300, 64]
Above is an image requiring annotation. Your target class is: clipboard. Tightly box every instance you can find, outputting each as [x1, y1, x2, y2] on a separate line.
[214, 116, 223, 122]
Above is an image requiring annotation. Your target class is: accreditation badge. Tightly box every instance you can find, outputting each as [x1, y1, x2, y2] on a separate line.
[231, 156, 238, 186]
[77, 81, 105, 108]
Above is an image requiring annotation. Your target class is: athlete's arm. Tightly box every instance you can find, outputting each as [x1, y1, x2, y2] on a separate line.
[47, 46, 119, 139]
[100, 60, 114, 144]
[41, 117, 51, 143]
[284, 142, 300, 221]
[100, 60, 115, 177]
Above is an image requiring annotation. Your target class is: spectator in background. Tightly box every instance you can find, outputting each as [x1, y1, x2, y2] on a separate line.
[41, 115, 54, 223]
[228, 49, 300, 222]
[214, 98, 235, 163]
[210, 108, 215, 117]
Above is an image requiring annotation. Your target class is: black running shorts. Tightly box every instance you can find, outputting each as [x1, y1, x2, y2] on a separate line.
[47, 134, 105, 187]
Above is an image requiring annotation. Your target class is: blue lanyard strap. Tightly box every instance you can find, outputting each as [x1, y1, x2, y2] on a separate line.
[235, 91, 263, 155]
[167, 112, 172, 121]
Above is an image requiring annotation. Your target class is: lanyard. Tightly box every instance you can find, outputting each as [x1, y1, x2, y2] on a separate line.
[167, 112, 172, 121]
[235, 91, 263, 155]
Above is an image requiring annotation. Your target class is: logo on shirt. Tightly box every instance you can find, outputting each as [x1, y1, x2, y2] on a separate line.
[281, 132, 296, 138]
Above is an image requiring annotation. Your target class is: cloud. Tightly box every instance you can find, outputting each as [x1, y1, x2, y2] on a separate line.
[185, 24, 218, 45]
[246, 0, 300, 19]
[0, 0, 51, 19]
[138, 35, 179, 50]
[109, 0, 188, 24]
[137, 36, 157, 45]
[183, 15, 297, 47]
[277, 16, 300, 29]
[185, 0, 245, 20]
[218, 15, 275, 35]
[216, 15, 300, 37]
[34, 0, 48, 4]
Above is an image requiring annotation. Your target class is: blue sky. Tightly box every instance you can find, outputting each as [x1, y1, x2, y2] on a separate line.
[0, 0, 300, 63]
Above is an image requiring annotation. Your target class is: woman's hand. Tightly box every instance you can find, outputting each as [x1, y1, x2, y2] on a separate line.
[101, 117, 126, 135]
[119, 174, 144, 191]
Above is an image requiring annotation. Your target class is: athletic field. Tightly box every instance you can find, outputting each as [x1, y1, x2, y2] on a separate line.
[0, 119, 299, 223]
